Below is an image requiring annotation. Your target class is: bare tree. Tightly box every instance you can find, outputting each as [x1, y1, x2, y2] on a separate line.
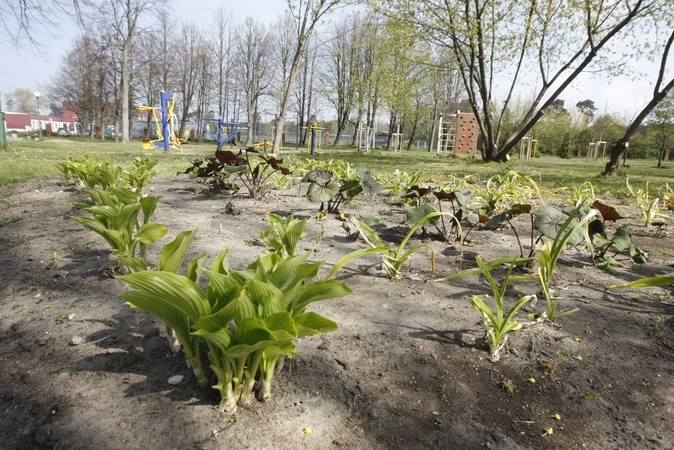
[46, 32, 112, 138]
[0, 0, 79, 47]
[270, 0, 342, 155]
[91, 0, 165, 143]
[321, 15, 360, 147]
[211, 8, 235, 121]
[175, 23, 207, 136]
[386, 0, 660, 161]
[235, 17, 272, 145]
[604, 28, 674, 174]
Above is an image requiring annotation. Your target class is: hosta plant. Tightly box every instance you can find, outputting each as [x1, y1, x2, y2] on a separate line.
[326, 211, 452, 281]
[592, 226, 647, 271]
[57, 156, 123, 191]
[303, 169, 382, 213]
[260, 213, 307, 258]
[119, 245, 351, 413]
[72, 186, 167, 271]
[471, 255, 534, 362]
[121, 156, 159, 194]
[406, 203, 463, 243]
[534, 206, 597, 321]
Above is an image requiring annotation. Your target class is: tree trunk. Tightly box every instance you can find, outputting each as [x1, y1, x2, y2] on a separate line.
[604, 82, 674, 175]
[121, 39, 130, 143]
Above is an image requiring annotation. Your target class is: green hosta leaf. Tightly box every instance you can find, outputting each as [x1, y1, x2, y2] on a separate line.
[83, 205, 120, 222]
[136, 223, 168, 244]
[610, 227, 632, 252]
[307, 179, 340, 202]
[186, 253, 208, 283]
[282, 260, 323, 291]
[108, 186, 139, 206]
[534, 205, 584, 246]
[226, 318, 277, 358]
[211, 248, 230, 275]
[111, 203, 141, 235]
[115, 255, 148, 273]
[406, 205, 439, 226]
[72, 216, 127, 251]
[290, 280, 353, 314]
[356, 170, 383, 194]
[205, 269, 238, 296]
[139, 196, 160, 225]
[269, 252, 310, 288]
[264, 312, 298, 341]
[244, 279, 285, 318]
[122, 290, 193, 356]
[294, 312, 338, 338]
[119, 271, 210, 321]
[629, 245, 648, 264]
[193, 327, 233, 351]
[612, 276, 674, 288]
[263, 341, 297, 359]
[159, 229, 198, 273]
[194, 294, 242, 332]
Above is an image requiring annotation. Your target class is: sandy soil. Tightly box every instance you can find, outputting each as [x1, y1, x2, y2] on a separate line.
[1, 174, 673, 450]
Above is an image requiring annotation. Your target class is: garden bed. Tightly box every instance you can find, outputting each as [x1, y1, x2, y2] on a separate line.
[1, 175, 673, 449]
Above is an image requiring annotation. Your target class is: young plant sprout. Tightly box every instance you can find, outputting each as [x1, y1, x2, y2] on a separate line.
[470, 256, 534, 362]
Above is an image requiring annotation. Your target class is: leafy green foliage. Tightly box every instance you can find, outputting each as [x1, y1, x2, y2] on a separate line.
[260, 213, 307, 258]
[469, 171, 541, 215]
[534, 206, 597, 321]
[56, 156, 122, 191]
[592, 226, 647, 270]
[327, 211, 448, 280]
[121, 156, 159, 194]
[471, 256, 533, 362]
[119, 221, 351, 413]
[72, 186, 167, 270]
[182, 143, 291, 198]
[303, 169, 382, 213]
[378, 169, 424, 201]
[57, 155, 158, 194]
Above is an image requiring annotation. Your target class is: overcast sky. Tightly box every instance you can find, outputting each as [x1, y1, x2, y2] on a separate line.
[0, 1, 665, 120]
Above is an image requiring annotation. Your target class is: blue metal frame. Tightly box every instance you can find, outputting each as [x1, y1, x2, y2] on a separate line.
[154, 91, 174, 152]
[198, 118, 241, 147]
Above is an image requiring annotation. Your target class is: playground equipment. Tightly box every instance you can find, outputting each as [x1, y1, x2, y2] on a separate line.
[197, 117, 241, 147]
[357, 122, 376, 153]
[518, 132, 538, 160]
[304, 122, 324, 155]
[137, 91, 187, 153]
[588, 141, 607, 161]
[436, 111, 478, 158]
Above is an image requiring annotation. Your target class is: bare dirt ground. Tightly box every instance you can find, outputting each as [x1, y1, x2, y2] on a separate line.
[1, 174, 673, 450]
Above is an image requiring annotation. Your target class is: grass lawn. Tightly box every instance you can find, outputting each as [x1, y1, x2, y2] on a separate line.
[1, 137, 672, 196]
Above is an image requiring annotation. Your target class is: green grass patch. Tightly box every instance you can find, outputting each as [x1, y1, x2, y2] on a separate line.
[1, 137, 673, 197]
